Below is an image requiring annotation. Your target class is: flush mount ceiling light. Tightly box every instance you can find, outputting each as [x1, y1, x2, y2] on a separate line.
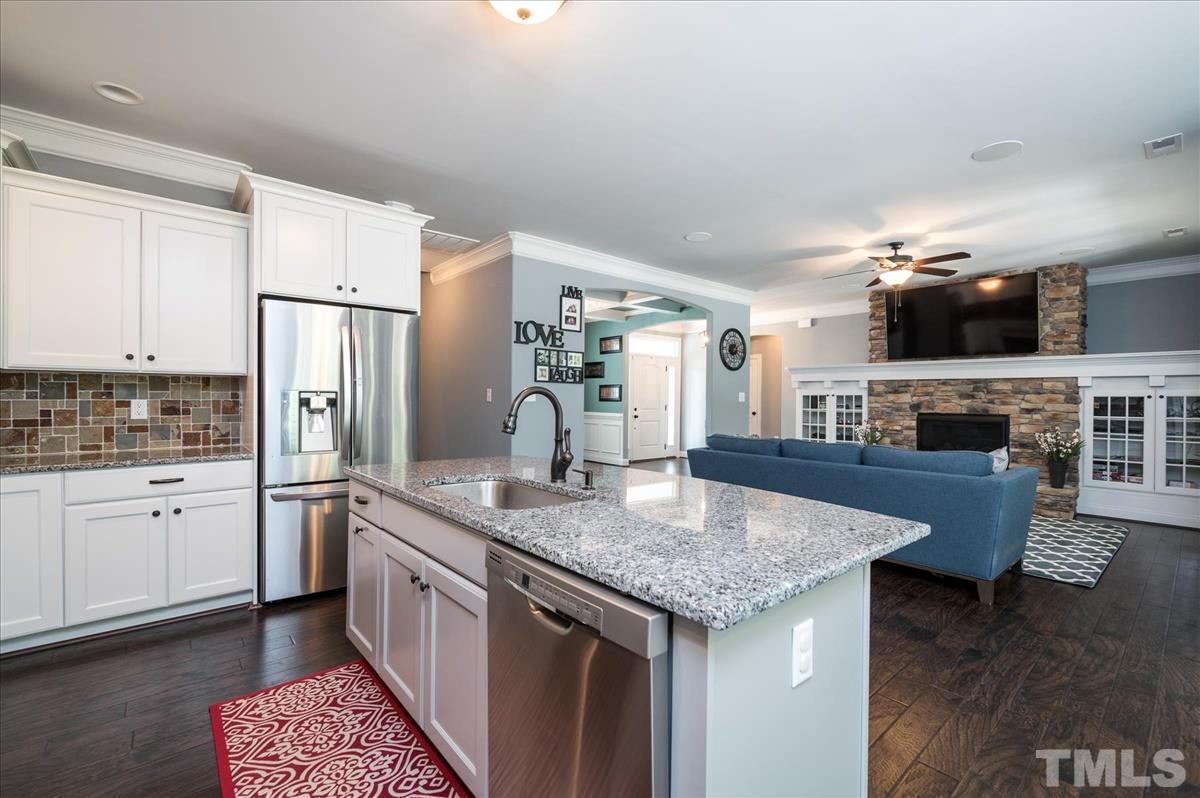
[878, 268, 914, 287]
[92, 81, 144, 105]
[1059, 247, 1095, 256]
[971, 140, 1023, 162]
[489, 0, 564, 24]
[683, 232, 712, 243]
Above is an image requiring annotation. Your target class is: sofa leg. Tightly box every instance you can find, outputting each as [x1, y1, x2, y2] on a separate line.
[976, 579, 996, 605]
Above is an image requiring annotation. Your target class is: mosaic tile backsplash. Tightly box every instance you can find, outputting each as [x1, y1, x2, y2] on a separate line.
[0, 371, 245, 468]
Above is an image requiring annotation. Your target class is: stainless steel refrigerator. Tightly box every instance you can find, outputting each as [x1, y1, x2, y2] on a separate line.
[259, 298, 417, 602]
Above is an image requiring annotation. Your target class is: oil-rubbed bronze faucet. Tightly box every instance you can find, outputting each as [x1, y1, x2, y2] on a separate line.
[501, 386, 574, 483]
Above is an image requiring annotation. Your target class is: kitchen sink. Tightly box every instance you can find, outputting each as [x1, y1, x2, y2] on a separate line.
[429, 480, 586, 510]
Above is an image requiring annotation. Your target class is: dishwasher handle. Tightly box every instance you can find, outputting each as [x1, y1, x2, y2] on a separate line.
[504, 577, 577, 636]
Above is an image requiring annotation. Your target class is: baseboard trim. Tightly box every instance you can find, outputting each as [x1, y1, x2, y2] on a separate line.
[1077, 497, 1200, 529]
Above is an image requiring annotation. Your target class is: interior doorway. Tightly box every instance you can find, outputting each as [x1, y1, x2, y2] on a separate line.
[628, 332, 681, 461]
[748, 353, 763, 436]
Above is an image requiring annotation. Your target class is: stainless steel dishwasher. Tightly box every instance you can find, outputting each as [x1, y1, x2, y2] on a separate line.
[486, 542, 670, 798]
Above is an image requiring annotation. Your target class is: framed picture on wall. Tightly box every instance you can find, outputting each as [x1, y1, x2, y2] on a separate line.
[599, 335, 623, 354]
[584, 361, 605, 378]
[560, 294, 582, 333]
[599, 384, 622, 402]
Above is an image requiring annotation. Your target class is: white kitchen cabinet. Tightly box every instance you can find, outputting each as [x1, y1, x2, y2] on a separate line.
[378, 532, 426, 720]
[141, 212, 248, 374]
[258, 191, 347, 301]
[796, 390, 867, 442]
[3, 186, 141, 370]
[424, 558, 488, 798]
[0, 473, 64, 640]
[346, 515, 381, 662]
[167, 488, 252, 604]
[64, 497, 168, 625]
[347, 210, 420, 311]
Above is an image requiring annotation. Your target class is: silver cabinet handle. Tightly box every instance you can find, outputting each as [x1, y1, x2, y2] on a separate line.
[270, 488, 349, 502]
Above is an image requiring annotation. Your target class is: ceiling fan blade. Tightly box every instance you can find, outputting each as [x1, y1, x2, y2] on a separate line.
[911, 266, 959, 277]
[910, 251, 971, 267]
[866, 276, 883, 287]
[822, 268, 880, 280]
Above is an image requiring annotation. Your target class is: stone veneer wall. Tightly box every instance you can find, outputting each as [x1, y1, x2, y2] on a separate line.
[868, 262, 1087, 363]
[0, 371, 243, 469]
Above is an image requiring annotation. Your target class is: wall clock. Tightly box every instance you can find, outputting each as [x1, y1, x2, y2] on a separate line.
[719, 328, 747, 371]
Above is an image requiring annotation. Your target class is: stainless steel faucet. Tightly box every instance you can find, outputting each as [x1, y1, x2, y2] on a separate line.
[501, 386, 574, 483]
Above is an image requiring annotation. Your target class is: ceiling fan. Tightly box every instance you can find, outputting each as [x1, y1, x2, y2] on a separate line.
[824, 242, 971, 287]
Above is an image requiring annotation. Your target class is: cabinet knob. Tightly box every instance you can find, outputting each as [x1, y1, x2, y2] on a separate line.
[152, 510, 161, 517]
[418, 581, 430, 593]
[354, 526, 365, 534]
[353, 496, 369, 506]
[336, 284, 344, 291]
[173, 507, 182, 515]
[147, 354, 156, 362]
[409, 573, 420, 584]
[125, 353, 134, 360]
[351, 287, 358, 293]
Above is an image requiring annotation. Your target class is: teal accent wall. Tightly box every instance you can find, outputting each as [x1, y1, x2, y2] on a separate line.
[583, 308, 707, 413]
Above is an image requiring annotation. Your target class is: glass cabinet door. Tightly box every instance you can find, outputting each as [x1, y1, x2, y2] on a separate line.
[798, 394, 827, 441]
[1158, 392, 1200, 495]
[1087, 393, 1151, 491]
[832, 394, 865, 442]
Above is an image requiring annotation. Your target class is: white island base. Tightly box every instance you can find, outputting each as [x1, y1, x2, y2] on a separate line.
[670, 565, 869, 798]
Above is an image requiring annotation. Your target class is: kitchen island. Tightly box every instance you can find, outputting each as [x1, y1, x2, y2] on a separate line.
[345, 456, 928, 797]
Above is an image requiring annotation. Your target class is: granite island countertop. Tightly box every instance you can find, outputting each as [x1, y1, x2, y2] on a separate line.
[1, 448, 253, 475]
[346, 457, 929, 630]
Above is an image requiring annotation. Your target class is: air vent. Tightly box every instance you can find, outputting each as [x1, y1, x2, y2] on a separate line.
[1143, 133, 1183, 159]
[1163, 227, 1188, 239]
[421, 229, 479, 254]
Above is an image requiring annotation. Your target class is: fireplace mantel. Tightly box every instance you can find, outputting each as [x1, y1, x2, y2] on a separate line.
[788, 350, 1200, 387]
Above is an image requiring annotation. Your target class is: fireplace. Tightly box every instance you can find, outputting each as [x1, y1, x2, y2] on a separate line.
[917, 413, 1010, 453]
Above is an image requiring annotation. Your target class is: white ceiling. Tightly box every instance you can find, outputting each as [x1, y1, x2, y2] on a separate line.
[2, 1, 1197, 315]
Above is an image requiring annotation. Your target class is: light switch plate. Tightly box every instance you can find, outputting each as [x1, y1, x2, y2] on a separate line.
[485, 388, 493, 403]
[130, 399, 148, 420]
[738, 392, 746, 402]
[792, 618, 814, 687]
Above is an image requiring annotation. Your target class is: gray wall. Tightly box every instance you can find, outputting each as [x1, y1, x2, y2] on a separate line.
[1087, 274, 1200, 353]
[30, 151, 236, 209]
[418, 265, 513, 460]
[509, 255, 751, 459]
[754, 313, 869, 438]
[750, 335, 783, 437]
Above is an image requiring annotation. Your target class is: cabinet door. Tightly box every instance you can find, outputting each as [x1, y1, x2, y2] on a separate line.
[258, 192, 346, 301]
[797, 393, 829, 441]
[378, 533, 425, 719]
[424, 559, 487, 798]
[141, 212, 247, 374]
[0, 473, 63, 640]
[64, 498, 167, 625]
[346, 211, 420, 311]
[4, 187, 140, 370]
[1158, 392, 1200, 495]
[167, 489, 252, 604]
[346, 515, 380, 662]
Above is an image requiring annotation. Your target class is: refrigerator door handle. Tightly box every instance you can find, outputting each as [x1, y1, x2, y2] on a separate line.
[352, 324, 365, 461]
[340, 323, 353, 466]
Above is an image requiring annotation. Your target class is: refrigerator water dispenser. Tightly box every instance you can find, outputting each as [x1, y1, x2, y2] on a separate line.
[280, 390, 340, 454]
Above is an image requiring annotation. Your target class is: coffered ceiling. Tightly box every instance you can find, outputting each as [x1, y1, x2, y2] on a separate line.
[1, 1, 1196, 314]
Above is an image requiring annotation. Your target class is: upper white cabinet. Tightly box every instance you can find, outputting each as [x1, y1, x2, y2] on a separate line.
[141, 212, 248, 374]
[235, 173, 431, 312]
[4, 186, 141, 371]
[0, 473, 64, 641]
[1, 168, 249, 374]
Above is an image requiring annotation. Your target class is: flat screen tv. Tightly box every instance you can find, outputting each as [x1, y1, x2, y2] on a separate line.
[885, 272, 1039, 359]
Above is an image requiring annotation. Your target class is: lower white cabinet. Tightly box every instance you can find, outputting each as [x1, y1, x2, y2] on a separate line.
[346, 517, 380, 659]
[0, 473, 64, 640]
[348, 495, 488, 798]
[168, 489, 253, 604]
[65, 498, 169, 625]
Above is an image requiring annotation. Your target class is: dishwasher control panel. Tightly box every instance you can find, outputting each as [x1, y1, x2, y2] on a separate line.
[506, 563, 603, 630]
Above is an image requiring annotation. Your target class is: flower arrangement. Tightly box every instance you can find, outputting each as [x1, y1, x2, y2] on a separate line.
[1034, 428, 1084, 462]
[853, 421, 885, 445]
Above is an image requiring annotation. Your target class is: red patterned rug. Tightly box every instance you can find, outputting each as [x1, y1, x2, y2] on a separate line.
[210, 659, 470, 797]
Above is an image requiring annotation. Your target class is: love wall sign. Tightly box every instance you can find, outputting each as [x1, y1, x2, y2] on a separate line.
[512, 285, 582, 349]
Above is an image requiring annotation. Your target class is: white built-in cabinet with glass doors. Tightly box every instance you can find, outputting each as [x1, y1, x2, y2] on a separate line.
[796, 387, 867, 442]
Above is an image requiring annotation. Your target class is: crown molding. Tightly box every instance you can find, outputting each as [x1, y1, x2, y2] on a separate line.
[233, 171, 433, 226]
[0, 105, 250, 191]
[430, 232, 754, 306]
[1, 128, 38, 170]
[750, 298, 868, 328]
[1087, 255, 1200, 286]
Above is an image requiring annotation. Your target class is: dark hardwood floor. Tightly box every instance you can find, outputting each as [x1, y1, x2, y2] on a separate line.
[1, 515, 1195, 797]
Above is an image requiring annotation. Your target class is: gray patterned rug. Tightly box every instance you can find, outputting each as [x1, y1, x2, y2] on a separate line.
[1022, 516, 1129, 588]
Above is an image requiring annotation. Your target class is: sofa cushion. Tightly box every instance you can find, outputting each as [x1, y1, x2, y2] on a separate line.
[706, 434, 781, 457]
[780, 439, 863, 465]
[862, 445, 993, 477]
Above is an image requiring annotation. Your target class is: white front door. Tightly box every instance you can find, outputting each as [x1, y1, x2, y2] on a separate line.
[748, 353, 763, 436]
[630, 354, 667, 461]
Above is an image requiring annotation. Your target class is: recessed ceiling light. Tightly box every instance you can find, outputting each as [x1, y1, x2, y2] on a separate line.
[1059, 247, 1095, 256]
[92, 81, 144, 105]
[971, 140, 1023, 162]
[1163, 227, 1188, 239]
[683, 232, 713, 243]
[489, 0, 564, 24]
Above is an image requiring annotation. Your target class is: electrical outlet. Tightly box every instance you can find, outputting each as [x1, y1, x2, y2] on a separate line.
[792, 618, 814, 687]
[130, 399, 148, 420]
[485, 388, 493, 403]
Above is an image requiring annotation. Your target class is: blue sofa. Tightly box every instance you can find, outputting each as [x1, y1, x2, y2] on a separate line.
[687, 435, 1039, 603]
